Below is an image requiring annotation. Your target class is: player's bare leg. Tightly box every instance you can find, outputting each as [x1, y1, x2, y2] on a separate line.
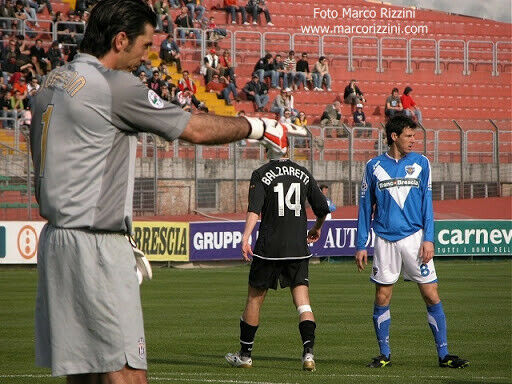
[418, 282, 469, 368]
[226, 286, 267, 368]
[374, 284, 393, 306]
[368, 284, 394, 367]
[291, 285, 316, 371]
[67, 366, 147, 384]
[242, 285, 267, 325]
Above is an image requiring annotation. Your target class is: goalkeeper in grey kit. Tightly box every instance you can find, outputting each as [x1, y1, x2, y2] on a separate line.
[30, 0, 305, 382]
[225, 145, 330, 372]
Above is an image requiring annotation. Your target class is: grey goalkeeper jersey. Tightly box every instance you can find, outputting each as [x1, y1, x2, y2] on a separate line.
[30, 53, 190, 233]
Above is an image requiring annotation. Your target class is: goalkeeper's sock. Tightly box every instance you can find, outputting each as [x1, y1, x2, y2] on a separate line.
[372, 304, 391, 359]
[299, 320, 316, 355]
[239, 318, 258, 357]
[426, 302, 449, 359]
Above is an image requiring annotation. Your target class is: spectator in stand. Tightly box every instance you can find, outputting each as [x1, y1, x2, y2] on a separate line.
[178, 70, 208, 111]
[154, 0, 174, 33]
[401, 86, 422, 123]
[295, 52, 311, 91]
[30, 39, 49, 68]
[16, 35, 31, 63]
[385, 87, 403, 119]
[12, 75, 28, 100]
[273, 54, 288, 89]
[175, 6, 201, 44]
[201, 16, 228, 45]
[353, 103, 372, 138]
[173, 87, 193, 112]
[321, 100, 343, 137]
[183, 0, 205, 22]
[279, 108, 293, 124]
[8, 89, 25, 123]
[46, 40, 65, 69]
[219, 49, 236, 87]
[149, 70, 163, 95]
[206, 73, 239, 105]
[312, 56, 331, 91]
[295, 111, 307, 127]
[245, 0, 273, 26]
[202, 48, 220, 85]
[1, 90, 12, 128]
[243, 74, 269, 112]
[270, 88, 287, 117]
[343, 79, 365, 111]
[224, 0, 248, 25]
[160, 83, 175, 102]
[285, 87, 299, 117]
[30, 55, 47, 76]
[138, 71, 148, 85]
[136, 58, 153, 79]
[253, 53, 278, 89]
[0, 0, 17, 33]
[283, 50, 297, 91]
[159, 34, 182, 73]
[26, 76, 39, 107]
[4, 39, 22, 74]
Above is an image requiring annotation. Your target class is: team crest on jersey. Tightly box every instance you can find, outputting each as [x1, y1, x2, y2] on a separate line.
[147, 89, 164, 109]
[405, 165, 415, 175]
[137, 337, 146, 360]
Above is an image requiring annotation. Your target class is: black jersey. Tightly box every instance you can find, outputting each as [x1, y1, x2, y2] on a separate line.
[248, 159, 330, 260]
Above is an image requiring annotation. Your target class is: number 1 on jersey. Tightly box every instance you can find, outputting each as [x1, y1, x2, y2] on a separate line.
[40, 104, 54, 177]
[273, 182, 301, 217]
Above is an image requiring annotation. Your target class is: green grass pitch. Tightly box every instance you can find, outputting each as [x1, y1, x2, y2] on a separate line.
[1, 260, 510, 384]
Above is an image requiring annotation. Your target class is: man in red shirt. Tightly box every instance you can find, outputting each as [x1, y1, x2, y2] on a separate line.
[400, 86, 422, 123]
[177, 70, 208, 111]
[224, 0, 249, 24]
[206, 74, 239, 105]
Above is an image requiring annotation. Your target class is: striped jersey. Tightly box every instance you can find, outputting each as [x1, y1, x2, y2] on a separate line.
[356, 152, 434, 250]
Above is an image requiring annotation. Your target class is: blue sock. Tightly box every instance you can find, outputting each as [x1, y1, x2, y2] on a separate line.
[372, 304, 391, 358]
[427, 301, 449, 359]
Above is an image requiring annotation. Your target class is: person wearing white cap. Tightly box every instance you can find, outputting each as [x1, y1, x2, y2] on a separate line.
[353, 103, 372, 138]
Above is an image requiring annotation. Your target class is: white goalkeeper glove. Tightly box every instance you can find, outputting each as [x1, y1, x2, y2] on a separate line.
[244, 117, 308, 157]
[126, 236, 152, 285]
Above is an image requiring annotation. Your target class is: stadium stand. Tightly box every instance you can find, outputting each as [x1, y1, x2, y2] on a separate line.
[0, 0, 510, 219]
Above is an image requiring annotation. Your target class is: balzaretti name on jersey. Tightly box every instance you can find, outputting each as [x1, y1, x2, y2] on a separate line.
[261, 164, 310, 186]
[356, 152, 434, 250]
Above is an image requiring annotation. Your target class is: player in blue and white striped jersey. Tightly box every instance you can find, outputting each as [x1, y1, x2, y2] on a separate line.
[355, 115, 468, 369]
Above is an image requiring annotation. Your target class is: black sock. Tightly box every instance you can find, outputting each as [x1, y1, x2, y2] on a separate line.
[299, 320, 316, 355]
[240, 319, 258, 357]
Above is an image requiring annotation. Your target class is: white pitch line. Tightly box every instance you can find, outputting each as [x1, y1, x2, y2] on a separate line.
[150, 376, 298, 384]
[2, 372, 510, 383]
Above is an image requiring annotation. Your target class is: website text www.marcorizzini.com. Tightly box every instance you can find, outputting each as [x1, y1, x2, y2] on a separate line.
[299, 6, 429, 35]
[300, 23, 429, 35]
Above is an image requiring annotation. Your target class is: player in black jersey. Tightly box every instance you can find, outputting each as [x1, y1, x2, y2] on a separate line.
[225, 148, 330, 371]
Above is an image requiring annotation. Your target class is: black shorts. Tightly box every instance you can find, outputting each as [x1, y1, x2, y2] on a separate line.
[248, 257, 310, 290]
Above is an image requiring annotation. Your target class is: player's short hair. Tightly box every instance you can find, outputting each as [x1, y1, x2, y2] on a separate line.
[319, 184, 328, 190]
[385, 115, 417, 145]
[80, 0, 157, 59]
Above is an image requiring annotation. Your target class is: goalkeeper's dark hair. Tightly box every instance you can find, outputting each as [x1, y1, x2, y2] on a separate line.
[385, 115, 416, 146]
[80, 0, 157, 59]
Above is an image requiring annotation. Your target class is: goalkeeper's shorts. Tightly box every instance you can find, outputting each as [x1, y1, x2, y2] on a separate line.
[35, 224, 147, 376]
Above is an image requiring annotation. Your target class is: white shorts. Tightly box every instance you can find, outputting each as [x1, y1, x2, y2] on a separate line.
[371, 229, 437, 285]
